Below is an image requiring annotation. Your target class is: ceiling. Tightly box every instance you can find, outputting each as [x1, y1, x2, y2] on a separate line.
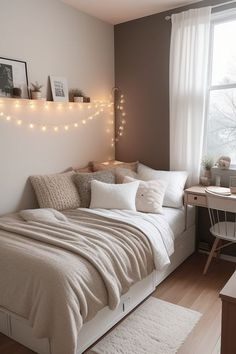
[61, 0, 203, 25]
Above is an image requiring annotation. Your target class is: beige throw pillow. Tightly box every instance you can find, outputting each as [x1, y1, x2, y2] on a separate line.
[30, 171, 80, 211]
[123, 176, 167, 214]
[92, 160, 139, 173]
[115, 167, 138, 184]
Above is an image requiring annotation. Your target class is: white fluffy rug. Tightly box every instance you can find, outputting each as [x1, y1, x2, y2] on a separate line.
[87, 297, 201, 354]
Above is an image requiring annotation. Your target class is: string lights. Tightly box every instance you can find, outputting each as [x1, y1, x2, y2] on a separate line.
[0, 99, 114, 133]
[0, 92, 127, 149]
[111, 88, 127, 146]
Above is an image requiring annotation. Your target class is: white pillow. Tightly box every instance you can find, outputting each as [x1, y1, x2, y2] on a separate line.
[138, 164, 188, 208]
[123, 176, 167, 214]
[90, 180, 139, 210]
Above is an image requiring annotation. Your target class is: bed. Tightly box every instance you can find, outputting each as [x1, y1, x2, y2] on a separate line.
[0, 205, 195, 354]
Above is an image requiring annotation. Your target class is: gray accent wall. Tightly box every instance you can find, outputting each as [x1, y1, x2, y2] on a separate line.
[114, 0, 236, 255]
[114, 0, 236, 169]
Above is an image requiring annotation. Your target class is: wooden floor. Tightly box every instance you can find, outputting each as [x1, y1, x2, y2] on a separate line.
[0, 253, 235, 354]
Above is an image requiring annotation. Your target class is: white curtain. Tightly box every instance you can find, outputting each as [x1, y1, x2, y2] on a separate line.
[169, 7, 211, 186]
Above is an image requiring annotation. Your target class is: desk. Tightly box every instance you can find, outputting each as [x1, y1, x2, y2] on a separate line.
[184, 186, 236, 208]
[185, 186, 236, 274]
[220, 271, 236, 354]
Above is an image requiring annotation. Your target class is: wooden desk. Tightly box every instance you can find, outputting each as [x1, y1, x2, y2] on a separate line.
[184, 186, 236, 208]
[220, 271, 236, 354]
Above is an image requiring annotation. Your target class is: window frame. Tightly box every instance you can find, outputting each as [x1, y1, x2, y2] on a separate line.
[204, 9, 236, 167]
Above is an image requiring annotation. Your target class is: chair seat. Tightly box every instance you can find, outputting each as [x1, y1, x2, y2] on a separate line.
[210, 221, 236, 241]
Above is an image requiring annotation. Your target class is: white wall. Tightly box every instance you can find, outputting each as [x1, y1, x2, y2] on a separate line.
[0, 0, 114, 214]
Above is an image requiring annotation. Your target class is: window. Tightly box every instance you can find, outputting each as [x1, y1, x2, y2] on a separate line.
[206, 11, 236, 164]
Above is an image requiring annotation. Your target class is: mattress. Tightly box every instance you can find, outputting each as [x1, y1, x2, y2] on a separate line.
[162, 206, 195, 239]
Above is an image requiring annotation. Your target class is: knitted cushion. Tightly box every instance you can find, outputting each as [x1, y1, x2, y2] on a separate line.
[30, 171, 80, 211]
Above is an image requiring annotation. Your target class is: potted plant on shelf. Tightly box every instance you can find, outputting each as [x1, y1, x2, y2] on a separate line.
[31, 81, 43, 100]
[69, 89, 85, 103]
[200, 156, 214, 186]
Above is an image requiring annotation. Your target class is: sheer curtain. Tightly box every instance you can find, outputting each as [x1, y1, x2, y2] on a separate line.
[169, 7, 211, 186]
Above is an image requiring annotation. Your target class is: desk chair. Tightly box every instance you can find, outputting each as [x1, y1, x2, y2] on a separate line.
[204, 190, 236, 275]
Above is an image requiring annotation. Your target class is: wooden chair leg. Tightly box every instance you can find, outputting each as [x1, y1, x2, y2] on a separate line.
[203, 238, 220, 275]
[216, 240, 223, 259]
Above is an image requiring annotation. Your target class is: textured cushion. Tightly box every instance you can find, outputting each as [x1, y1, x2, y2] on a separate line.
[30, 171, 80, 211]
[90, 180, 139, 210]
[123, 176, 167, 214]
[115, 167, 138, 184]
[74, 170, 115, 208]
[73, 164, 93, 173]
[92, 160, 139, 173]
[138, 164, 188, 208]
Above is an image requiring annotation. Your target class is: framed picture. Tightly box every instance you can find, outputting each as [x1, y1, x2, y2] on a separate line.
[50, 76, 69, 102]
[0, 57, 29, 98]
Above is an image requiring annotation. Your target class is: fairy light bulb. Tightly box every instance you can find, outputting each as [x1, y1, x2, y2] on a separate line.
[42, 126, 46, 132]
[30, 103, 35, 109]
[44, 104, 49, 109]
[69, 105, 73, 110]
[29, 123, 34, 129]
[64, 125, 69, 131]
[54, 126, 58, 132]
[122, 112, 126, 117]
[0, 112, 4, 116]
[17, 120, 22, 126]
[122, 119, 126, 124]
[82, 120, 86, 125]
[15, 103, 20, 108]
[74, 123, 78, 128]
[6, 116, 11, 121]
[88, 105, 91, 109]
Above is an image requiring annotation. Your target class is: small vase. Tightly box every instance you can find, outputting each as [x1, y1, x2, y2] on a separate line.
[204, 169, 211, 179]
[74, 96, 83, 103]
[31, 91, 42, 100]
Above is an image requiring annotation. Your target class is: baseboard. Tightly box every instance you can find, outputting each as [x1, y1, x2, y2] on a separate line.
[199, 249, 236, 263]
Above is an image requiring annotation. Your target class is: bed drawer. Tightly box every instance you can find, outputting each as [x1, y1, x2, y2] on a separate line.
[187, 193, 207, 207]
[0, 310, 8, 336]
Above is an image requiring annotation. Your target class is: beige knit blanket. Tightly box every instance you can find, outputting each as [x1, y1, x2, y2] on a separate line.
[0, 209, 173, 354]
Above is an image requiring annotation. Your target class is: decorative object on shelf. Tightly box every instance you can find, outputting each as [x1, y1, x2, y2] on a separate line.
[200, 156, 214, 186]
[112, 87, 127, 146]
[83, 96, 90, 103]
[30, 81, 43, 100]
[0, 57, 29, 98]
[229, 176, 236, 194]
[50, 76, 69, 102]
[69, 89, 84, 103]
[12, 87, 22, 98]
[216, 156, 231, 170]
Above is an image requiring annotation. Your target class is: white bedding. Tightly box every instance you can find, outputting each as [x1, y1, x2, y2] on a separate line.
[163, 206, 195, 238]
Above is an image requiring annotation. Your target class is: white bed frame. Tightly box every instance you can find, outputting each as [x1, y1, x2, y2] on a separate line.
[0, 222, 195, 354]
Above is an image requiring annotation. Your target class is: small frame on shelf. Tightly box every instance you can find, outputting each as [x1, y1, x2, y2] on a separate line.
[0, 57, 29, 99]
[50, 76, 69, 102]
